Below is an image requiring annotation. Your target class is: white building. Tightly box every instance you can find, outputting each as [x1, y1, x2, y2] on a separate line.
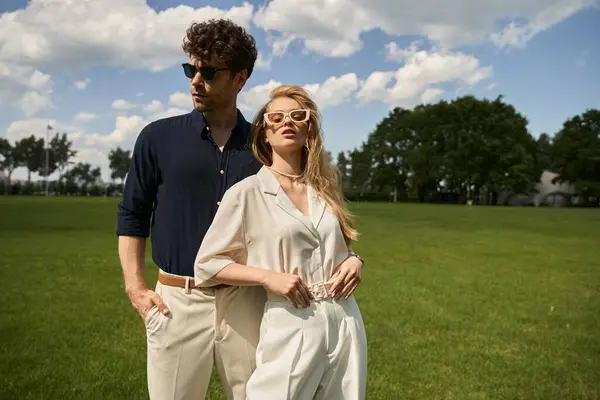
[532, 170, 577, 206]
[499, 170, 577, 206]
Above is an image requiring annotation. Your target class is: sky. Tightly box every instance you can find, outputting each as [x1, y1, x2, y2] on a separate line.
[1, 0, 599, 182]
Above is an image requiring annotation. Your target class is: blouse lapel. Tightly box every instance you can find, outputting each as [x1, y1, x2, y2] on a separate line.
[308, 185, 326, 229]
[258, 166, 320, 239]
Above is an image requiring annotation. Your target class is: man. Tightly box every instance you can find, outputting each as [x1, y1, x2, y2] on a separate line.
[116, 19, 266, 400]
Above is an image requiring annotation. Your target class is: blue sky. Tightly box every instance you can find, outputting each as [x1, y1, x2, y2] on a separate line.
[1, 0, 599, 181]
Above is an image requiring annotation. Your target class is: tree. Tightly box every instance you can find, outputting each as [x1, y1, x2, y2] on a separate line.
[401, 103, 447, 201]
[108, 147, 131, 183]
[13, 135, 45, 182]
[0, 138, 18, 188]
[365, 107, 413, 197]
[63, 162, 102, 194]
[345, 95, 540, 204]
[348, 144, 373, 195]
[533, 133, 554, 173]
[336, 151, 351, 190]
[50, 133, 77, 182]
[551, 109, 600, 204]
[434, 95, 537, 204]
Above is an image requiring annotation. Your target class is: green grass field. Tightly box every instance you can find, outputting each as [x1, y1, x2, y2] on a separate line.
[0, 196, 598, 399]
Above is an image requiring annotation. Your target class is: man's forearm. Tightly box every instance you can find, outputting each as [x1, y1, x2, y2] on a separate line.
[118, 235, 147, 292]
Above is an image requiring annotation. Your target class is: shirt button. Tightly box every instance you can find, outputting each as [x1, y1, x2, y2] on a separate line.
[219, 169, 224, 174]
[217, 201, 221, 206]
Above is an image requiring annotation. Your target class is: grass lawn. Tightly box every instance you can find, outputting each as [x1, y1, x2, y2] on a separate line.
[0, 196, 598, 399]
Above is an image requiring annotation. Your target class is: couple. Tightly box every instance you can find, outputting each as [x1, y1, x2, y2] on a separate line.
[116, 18, 367, 400]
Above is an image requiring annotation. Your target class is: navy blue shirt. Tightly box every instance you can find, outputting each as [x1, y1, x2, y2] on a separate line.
[116, 108, 262, 277]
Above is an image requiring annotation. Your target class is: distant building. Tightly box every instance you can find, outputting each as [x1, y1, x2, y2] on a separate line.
[498, 170, 577, 206]
[533, 170, 577, 206]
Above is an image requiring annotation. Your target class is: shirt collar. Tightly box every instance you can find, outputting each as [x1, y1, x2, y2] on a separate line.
[258, 165, 279, 195]
[191, 108, 251, 149]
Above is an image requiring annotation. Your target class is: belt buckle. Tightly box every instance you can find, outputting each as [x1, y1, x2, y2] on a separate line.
[311, 282, 330, 301]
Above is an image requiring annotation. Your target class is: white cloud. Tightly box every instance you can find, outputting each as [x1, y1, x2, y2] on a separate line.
[253, 0, 595, 57]
[112, 100, 136, 110]
[490, 1, 593, 48]
[150, 108, 190, 121]
[72, 148, 108, 167]
[17, 91, 55, 117]
[169, 92, 191, 108]
[357, 41, 493, 107]
[303, 73, 360, 109]
[74, 112, 98, 122]
[0, 0, 254, 118]
[74, 78, 90, 90]
[143, 100, 163, 114]
[82, 106, 189, 150]
[239, 73, 360, 116]
[0, 0, 255, 72]
[141, 98, 188, 118]
[268, 34, 298, 57]
[0, 61, 54, 116]
[355, 71, 395, 104]
[421, 88, 444, 103]
[4, 119, 82, 144]
[0, 62, 51, 90]
[255, 51, 272, 70]
[83, 115, 146, 148]
[239, 79, 282, 114]
[239, 53, 480, 115]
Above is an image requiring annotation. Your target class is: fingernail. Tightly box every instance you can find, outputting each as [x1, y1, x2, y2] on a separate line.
[162, 309, 170, 315]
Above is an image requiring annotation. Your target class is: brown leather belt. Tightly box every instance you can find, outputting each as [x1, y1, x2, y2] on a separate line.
[158, 273, 228, 290]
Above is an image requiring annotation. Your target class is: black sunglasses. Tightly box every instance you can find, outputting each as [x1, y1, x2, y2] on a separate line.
[181, 63, 229, 82]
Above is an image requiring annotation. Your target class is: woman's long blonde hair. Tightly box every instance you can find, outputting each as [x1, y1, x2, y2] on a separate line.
[251, 85, 358, 244]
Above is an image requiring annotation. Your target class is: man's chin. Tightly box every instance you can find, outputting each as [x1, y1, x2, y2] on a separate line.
[193, 102, 210, 113]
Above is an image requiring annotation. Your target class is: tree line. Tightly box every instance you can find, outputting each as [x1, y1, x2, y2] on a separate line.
[0, 133, 131, 196]
[334, 96, 599, 207]
[0, 94, 598, 205]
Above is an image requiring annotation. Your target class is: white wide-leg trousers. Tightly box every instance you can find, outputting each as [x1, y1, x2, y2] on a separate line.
[246, 293, 368, 400]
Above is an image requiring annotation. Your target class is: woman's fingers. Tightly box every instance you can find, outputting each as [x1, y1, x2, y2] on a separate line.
[329, 268, 349, 297]
[338, 279, 357, 299]
[297, 282, 313, 307]
[281, 270, 312, 308]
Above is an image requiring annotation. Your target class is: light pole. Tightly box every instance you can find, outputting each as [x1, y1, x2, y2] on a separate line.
[46, 123, 52, 196]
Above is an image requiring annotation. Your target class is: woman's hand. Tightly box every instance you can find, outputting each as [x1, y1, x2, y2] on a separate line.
[327, 255, 363, 300]
[261, 268, 313, 308]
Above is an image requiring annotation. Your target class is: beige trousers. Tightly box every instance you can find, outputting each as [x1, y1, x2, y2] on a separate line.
[143, 272, 267, 400]
[246, 293, 368, 400]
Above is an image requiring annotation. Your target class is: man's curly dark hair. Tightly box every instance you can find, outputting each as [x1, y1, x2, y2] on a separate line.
[182, 19, 258, 78]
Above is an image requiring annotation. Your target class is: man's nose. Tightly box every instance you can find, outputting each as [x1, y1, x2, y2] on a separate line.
[191, 72, 204, 85]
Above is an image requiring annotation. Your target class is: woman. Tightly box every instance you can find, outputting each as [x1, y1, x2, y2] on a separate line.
[194, 85, 367, 399]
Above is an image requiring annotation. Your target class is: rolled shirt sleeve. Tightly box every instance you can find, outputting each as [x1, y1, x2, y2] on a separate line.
[116, 126, 158, 237]
[194, 184, 247, 286]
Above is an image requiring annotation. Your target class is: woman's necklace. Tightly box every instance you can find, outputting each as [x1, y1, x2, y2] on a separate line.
[269, 166, 304, 180]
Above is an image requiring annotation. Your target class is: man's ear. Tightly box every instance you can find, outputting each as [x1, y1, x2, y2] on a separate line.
[236, 69, 249, 90]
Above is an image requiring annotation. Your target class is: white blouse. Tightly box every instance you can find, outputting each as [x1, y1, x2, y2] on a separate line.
[194, 165, 351, 293]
